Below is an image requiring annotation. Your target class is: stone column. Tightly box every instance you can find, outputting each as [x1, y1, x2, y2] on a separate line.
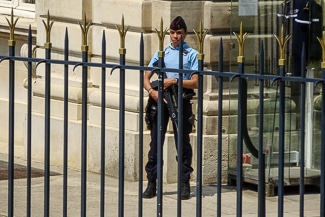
[30, 0, 94, 169]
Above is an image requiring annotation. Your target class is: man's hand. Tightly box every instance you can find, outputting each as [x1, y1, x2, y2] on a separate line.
[163, 78, 177, 90]
[149, 89, 167, 104]
[147, 77, 177, 103]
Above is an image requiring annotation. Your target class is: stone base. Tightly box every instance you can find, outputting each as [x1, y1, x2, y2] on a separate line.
[29, 112, 152, 181]
[27, 109, 232, 184]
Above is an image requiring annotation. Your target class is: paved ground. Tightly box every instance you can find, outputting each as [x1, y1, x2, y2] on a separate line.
[0, 153, 321, 217]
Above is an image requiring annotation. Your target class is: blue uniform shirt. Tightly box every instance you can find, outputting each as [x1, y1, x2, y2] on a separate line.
[148, 42, 198, 80]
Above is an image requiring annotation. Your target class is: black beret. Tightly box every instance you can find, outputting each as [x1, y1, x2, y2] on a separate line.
[170, 16, 187, 32]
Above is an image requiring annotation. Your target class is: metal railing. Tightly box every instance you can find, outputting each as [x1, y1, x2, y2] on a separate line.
[1, 11, 325, 217]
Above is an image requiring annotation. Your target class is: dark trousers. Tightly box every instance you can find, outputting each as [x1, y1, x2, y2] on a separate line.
[145, 99, 194, 182]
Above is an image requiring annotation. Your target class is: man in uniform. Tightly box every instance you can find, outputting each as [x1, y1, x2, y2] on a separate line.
[142, 16, 198, 200]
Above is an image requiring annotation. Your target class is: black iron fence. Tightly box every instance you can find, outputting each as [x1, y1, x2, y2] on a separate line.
[1, 12, 325, 217]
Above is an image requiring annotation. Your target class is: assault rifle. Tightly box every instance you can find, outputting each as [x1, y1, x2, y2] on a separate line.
[147, 61, 195, 130]
[150, 79, 196, 131]
[150, 80, 179, 129]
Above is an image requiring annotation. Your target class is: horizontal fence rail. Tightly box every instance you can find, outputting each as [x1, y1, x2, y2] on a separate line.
[0, 13, 325, 217]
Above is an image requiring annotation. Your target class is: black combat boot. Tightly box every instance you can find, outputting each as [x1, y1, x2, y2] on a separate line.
[143, 180, 156, 198]
[181, 181, 191, 200]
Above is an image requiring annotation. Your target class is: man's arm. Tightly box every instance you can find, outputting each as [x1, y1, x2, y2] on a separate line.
[162, 73, 198, 90]
[144, 70, 198, 102]
[144, 70, 153, 92]
[181, 73, 198, 89]
[144, 70, 160, 102]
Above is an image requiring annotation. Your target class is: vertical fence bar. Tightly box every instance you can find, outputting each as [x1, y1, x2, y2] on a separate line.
[42, 12, 53, 216]
[26, 25, 33, 217]
[177, 36, 184, 217]
[277, 59, 286, 217]
[80, 44, 88, 217]
[43, 42, 51, 217]
[118, 52, 126, 214]
[80, 46, 88, 217]
[156, 18, 167, 217]
[100, 30, 106, 217]
[273, 24, 290, 217]
[63, 27, 69, 217]
[7, 13, 16, 217]
[236, 61, 244, 217]
[80, 48, 89, 217]
[299, 43, 306, 217]
[118, 43, 126, 217]
[157, 52, 164, 217]
[138, 32, 144, 217]
[276, 48, 288, 217]
[195, 56, 202, 216]
[119, 50, 125, 217]
[217, 38, 223, 217]
[193, 21, 207, 217]
[233, 24, 248, 217]
[79, 14, 91, 217]
[258, 40, 266, 217]
[116, 16, 128, 217]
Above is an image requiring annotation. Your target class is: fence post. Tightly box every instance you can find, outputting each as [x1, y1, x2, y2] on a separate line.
[26, 25, 33, 217]
[138, 32, 144, 217]
[193, 21, 208, 217]
[100, 30, 106, 217]
[41, 10, 54, 217]
[217, 38, 224, 217]
[63, 27, 69, 217]
[274, 23, 291, 217]
[116, 15, 129, 217]
[154, 18, 168, 217]
[78, 13, 91, 217]
[233, 22, 249, 217]
[257, 40, 266, 217]
[5, 8, 18, 217]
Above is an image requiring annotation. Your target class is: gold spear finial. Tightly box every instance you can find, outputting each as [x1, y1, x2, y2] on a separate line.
[155, 17, 168, 58]
[116, 15, 129, 55]
[78, 13, 92, 52]
[42, 10, 54, 49]
[193, 20, 209, 61]
[233, 22, 249, 63]
[5, 8, 19, 46]
[317, 32, 325, 69]
[274, 23, 291, 66]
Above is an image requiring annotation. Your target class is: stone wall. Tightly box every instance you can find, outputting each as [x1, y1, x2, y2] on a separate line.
[22, 0, 235, 184]
[0, 0, 316, 184]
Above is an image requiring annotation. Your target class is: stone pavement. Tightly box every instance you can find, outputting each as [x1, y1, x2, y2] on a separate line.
[0, 154, 321, 217]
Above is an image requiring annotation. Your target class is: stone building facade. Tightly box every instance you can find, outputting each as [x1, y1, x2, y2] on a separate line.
[1, 0, 320, 184]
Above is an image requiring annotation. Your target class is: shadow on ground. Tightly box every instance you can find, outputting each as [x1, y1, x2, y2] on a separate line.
[0, 160, 60, 180]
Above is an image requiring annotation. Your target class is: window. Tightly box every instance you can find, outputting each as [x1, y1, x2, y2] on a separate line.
[0, 0, 35, 18]
[23, 0, 35, 3]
